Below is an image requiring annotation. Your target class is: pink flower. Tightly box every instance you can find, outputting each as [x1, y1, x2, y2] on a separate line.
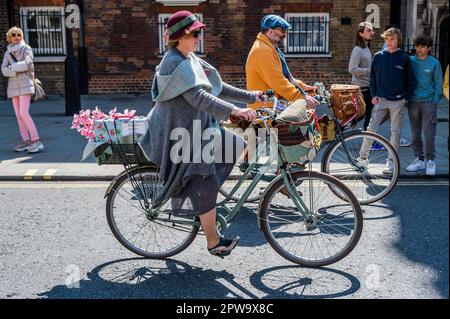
[108, 108, 118, 118]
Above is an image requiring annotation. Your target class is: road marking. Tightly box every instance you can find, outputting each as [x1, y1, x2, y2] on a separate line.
[23, 169, 39, 180]
[397, 181, 449, 186]
[43, 169, 58, 180]
[0, 183, 110, 189]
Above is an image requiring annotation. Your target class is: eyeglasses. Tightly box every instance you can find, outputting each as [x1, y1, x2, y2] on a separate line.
[274, 28, 288, 33]
[11, 33, 22, 38]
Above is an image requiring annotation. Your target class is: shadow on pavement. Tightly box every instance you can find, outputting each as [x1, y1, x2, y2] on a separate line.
[249, 265, 360, 299]
[383, 183, 449, 298]
[37, 257, 360, 299]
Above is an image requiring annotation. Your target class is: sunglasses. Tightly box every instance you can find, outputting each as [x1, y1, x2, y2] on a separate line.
[191, 30, 200, 38]
[11, 33, 22, 37]
[274, 28, 288, 33]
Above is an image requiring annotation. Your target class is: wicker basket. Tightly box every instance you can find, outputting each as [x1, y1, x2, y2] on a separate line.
[330, 84, 366, 120]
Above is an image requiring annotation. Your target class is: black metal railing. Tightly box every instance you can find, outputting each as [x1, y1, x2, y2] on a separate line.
[285, 16, 330, 54]
[402, 38, 440, 57]
[20, 9, 66, 56]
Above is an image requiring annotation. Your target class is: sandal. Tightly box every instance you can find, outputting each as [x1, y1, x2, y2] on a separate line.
[208, 236, 240, 259]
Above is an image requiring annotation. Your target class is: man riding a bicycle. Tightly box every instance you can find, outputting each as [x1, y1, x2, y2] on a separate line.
[246, 15, 320, 110]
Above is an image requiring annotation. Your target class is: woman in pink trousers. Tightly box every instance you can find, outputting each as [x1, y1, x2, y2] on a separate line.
[2, 27, 44, 153]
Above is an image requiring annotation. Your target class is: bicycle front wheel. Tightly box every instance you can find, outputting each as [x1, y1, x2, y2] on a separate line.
[322, 131, 400, 205]
[106, 167, 199, 259]
[259, 171, 363, 267]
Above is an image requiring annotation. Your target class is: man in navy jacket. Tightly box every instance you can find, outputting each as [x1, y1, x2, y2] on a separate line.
[358, 27, 415, 174]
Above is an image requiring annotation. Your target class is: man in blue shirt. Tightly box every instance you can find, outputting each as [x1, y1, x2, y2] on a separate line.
[405, 34, 443, 176]
[358, 27, 415, 174]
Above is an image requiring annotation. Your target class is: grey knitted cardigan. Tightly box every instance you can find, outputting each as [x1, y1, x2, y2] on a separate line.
[139, 49, 257, 208]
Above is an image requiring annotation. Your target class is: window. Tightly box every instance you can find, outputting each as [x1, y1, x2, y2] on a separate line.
[158, 14, 205, 56]
[285, 13, 330, 55]
[20, 7, 66, 56]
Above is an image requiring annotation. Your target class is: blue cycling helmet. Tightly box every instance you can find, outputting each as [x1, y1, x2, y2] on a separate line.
[261, 15, 291, 30]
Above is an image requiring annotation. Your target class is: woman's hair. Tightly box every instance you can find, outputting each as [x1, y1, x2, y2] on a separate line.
[381, 27, 403, 47]
[167, 40, 180, 49]
[6, 26, 24, 44]
[355, 22, 372, 48]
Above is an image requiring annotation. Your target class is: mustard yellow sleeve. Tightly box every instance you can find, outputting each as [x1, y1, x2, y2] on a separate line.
[256, 50, 304, 101]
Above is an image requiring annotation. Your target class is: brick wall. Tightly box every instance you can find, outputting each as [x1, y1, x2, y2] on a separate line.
[35, 62, 65, 95]
[0, 1, 9, 98]
[84, 0, 392, 94]
[4, 0, 393, 96]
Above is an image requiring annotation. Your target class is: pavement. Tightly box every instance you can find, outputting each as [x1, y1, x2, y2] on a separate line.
[0, 95, 448, 181]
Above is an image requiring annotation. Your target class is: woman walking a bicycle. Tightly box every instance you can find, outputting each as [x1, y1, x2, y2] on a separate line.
[139, 11, 262, 258]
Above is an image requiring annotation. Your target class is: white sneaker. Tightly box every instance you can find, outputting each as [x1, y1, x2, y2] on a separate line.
[27, 141, 44, 153]
[406, 158, 425, 172]
[382, 159, 394, 174]
[425, 160, 436, 176]
[399, 137, 411, 147]
[14, 141, 31, 152]
[356, 157, 369, 170]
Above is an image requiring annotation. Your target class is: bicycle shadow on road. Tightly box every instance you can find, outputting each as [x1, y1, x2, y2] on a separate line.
[250, 265, 361, 299]
[36, 258, 360, 299]
[37, 257, 260, 299]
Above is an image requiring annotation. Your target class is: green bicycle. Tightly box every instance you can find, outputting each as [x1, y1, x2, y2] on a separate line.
[220, 87, 400, 205]
[103, 108, 363, 267]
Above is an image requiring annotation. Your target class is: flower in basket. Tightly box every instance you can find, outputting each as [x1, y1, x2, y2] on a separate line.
[71, 107, 138, 142]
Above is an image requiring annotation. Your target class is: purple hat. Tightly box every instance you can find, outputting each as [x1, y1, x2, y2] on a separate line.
[166, 11, 206, 41]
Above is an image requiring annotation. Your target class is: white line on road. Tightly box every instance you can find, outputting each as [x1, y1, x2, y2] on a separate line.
[0, 183, 110, 189]
[43, 169, 58, 180]
[23, 169, 39, 180]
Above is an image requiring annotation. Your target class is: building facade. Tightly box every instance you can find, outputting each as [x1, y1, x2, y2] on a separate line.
[0, 0, 447, 97]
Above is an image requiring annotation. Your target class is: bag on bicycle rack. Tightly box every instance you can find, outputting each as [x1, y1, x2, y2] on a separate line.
[274, 99, 321, 163]
[317, 114, 336, 142]
[330, 84, 366, 121]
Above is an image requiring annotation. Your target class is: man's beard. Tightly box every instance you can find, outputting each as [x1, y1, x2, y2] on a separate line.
[277, 36, 287, 47]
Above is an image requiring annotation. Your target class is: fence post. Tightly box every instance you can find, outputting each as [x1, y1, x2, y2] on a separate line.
[65, 0, 81, 116]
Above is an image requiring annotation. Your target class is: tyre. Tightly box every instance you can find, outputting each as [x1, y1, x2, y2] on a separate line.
[322, 131, 400, 205]
[259, 170, 363, 267]
[106, 167, 199, 258]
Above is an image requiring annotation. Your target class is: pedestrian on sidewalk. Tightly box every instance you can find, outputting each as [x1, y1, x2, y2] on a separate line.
[349, 22, 375, 131]
[406, 35, 443, 176]
[380, 24, 411, 147]
[358, 27, 415, 174]
[1, 27, 44, 153]
[139, 11, 261, 258]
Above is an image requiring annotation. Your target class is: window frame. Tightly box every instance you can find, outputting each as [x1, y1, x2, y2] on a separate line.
[20, 6, 67, 57]
[284, 13, 331, 57]
[158, 13, 205, 56]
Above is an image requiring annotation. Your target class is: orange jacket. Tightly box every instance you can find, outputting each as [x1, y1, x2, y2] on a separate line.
[246, 32, 307, 109]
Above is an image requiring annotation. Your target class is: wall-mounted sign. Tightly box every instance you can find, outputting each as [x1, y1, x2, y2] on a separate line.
[366, 4, 380, 28]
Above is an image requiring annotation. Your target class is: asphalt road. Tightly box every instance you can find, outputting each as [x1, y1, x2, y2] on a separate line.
[0, 179, 448, 299]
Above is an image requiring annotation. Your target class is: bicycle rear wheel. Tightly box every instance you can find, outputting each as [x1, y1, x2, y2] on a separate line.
[322, 131, 400, 205]
[259, 171, 363, 267]
[106, 167, 199, 259]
